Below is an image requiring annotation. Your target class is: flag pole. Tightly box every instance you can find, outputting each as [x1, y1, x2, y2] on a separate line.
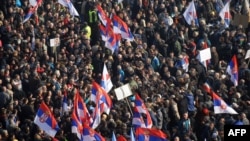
[125, 97, 133, 116]
[121, 88, 133, 116]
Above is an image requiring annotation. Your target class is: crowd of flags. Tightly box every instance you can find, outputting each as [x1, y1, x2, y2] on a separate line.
[97, 4, 134, 53]
[28, 0, 243, 140]
[33, 63, 169, 140]
[183, 0, 232, 28]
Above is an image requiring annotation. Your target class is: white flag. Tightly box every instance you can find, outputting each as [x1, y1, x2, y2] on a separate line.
[101, 63, 113, 93]
[58, 0, 79, 16]
[219, 1, 231, 28]
[183, 1, 199, 26]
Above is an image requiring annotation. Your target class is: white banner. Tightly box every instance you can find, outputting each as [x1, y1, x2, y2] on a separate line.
[114, 83, 132, 101]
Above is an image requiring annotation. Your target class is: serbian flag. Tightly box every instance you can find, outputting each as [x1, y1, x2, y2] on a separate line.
[113, 15, 134, 41]
[71, 108, 83, 140]
[203, 83, 238, 114]
[183, 0, 199, 26]
[96, 5, 109, 26]
[226, 55, 238, 86]
[91, 81, 112, 115]
[82, 126, 105, 141]
[34, 101, 60, 137]
[22, 5, 37, 23]
[132, 94, 152, 129]
[99, 24, 119, 53]
[219, 1, 231, 28]
[58, 0, 79, 16]
[135, 127, 168, 141]
[74, 90, 93, 125]
[100, 24, 107, 41]
[90, 96, 101, 129]
[101, 63, 113, 93]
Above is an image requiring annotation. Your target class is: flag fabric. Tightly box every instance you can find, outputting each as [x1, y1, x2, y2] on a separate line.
[130, 128, 136, 141]
[58, 0, 79, 16]
[91, 81, 112, 115]
[90, 94, 101, 129]
[219, 1, 231, 28]
[182, 55, 189, 72]
[74, 90, 93, 125]
[99, 24, 107, 41]
[112, 15, 134, 41]
[183, 0, 199, 26]
[132, 94, 153, 129]
[117, 135, 127, 141]
[99, 24, 119, 53]
[215, 0, 224, 13]
[96, 5, 109, 26]
[101, 63, 113, 93]
[226, 55, 238, 86]
[22, 5, 37, 23]
[112, 131, 117, 141]
[71, 108, 83, 140]
[34, 101, 60, 137]
[135, 127, 168, 141]
[82, 126, 105, 141]
[202, 83, 238, 114]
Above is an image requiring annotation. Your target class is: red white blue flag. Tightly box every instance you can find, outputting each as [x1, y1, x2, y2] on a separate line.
[183, 0, 199, 26]
[34, 101, 60, 137]
[82, 126, 105, 141]
[135, 127, 168, 141]
[203, 83, 238, 114]
[112, 15, 134, 41]
[132, 94, 152, 129]
[219, 1, 231, 28]
[226, 55, 238, 86]
[91, 81, 112, 115]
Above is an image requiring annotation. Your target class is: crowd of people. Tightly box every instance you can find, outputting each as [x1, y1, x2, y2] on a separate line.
[0, 0, 250, 140]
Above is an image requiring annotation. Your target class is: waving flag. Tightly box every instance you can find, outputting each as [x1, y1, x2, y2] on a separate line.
[22, 5, 37, 23]
[96, 5, 109, 26]
[90, 89, 102, 129]
[183, 55, 189, 72]
[34, 102, 60, 137]
[91, 81, 112, 115]
[132, 94, 152, 129]
[183, 0, 199, 26]
[101, 24, 119, 53]
[71, 108, 83, 140]
[100, 24, 107, 41]
[219, 1, 231, 28]
[203, 83, 238, 114]
[82, 126, 105, 141]
[29, 0, 42, 6]
[101, 63, 113, 93]
[58, 0, 79, 16]
[74, 90, 93, 125]
[135, 127, 168, 141]
[113, 15, 134, 41]
[215, 0, 224, 13]
[226, 55, 238, 86]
